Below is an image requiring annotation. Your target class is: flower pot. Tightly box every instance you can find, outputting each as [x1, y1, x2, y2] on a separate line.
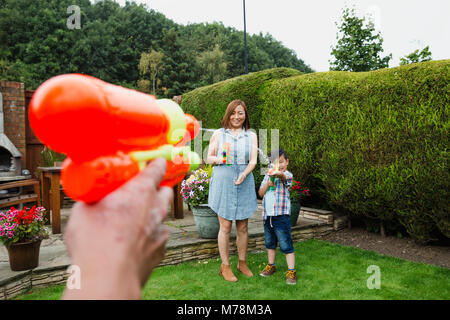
[53, 161, 64, 167]
[192, 205, 220, 239]
[6, 240, 42, 271]
[290, 200, 301, 226]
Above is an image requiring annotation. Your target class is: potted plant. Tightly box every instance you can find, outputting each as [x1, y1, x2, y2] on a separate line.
[41, 146, 66, 167]
[289, 180, 311, 226]
[0, 206, 49, 271]
[180, 166, 219, 239]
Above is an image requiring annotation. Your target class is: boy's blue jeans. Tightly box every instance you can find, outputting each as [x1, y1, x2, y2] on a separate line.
[263, 215, 294, 254]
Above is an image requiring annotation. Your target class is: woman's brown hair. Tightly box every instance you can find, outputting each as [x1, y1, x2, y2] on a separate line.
[221, 99, 250, 130]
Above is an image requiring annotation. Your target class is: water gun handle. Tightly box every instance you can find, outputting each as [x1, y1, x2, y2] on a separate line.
[269, 176, 275, 191]
[222, 142, 231, 166]
[268, 163, 279, 191]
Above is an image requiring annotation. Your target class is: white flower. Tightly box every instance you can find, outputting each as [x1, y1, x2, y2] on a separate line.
[187, 175, 196, 184]
[198, 185, 204, 191]
[189, 191, 194, 197]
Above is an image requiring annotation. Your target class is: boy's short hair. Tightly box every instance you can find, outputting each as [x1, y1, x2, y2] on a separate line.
[269, 148, 289, 162]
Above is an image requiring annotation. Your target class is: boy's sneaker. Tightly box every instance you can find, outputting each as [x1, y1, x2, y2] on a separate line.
[285, 270, 297, 285]
[259, 264, 276, 277]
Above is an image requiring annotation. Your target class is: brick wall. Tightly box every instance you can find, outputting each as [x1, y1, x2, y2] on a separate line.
[0, 81, 26, 168]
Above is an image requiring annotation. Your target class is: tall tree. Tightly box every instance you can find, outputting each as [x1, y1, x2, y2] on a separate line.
[196, 44, 227, 85]
[138, 49, 164, 94]
[330, 7, 392, 72]
[400, 46, 432, 65]
[160, 27, 196, 97]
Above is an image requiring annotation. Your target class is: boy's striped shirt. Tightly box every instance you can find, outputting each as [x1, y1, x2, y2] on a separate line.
[259, 170, 293, 220]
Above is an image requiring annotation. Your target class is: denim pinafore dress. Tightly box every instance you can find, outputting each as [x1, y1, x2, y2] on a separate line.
[208, 128, 258, 221]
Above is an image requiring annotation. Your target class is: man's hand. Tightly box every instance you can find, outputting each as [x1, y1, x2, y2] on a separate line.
[63, 157, 173, 300]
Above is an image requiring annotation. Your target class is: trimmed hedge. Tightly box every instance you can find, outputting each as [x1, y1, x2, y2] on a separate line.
[260, 60, 449, 243]
[181, 67, 302, 130]
[182, 61, 449, 243]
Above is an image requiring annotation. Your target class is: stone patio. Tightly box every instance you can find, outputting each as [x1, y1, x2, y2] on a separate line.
[0, 200, 345, 299]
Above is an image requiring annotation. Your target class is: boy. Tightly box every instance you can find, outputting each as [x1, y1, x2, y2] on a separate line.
[258, 149, 297, 284]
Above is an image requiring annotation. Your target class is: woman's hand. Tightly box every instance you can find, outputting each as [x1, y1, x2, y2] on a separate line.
[234, 172, 247, 185]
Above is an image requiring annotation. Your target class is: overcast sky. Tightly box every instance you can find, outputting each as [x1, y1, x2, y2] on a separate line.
[115, 0, 450, 72]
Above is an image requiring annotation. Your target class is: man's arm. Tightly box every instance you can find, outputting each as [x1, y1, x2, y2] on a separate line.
[62, 158, 172, 300]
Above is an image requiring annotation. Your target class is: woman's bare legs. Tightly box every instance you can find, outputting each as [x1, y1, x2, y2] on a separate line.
[218, 216, 232, 265]
[236, 219, 253, 276]
[217, 216, 237, 281]
[235, 219, 249, 261]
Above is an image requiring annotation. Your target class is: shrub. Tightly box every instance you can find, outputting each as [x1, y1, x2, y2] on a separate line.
[260, 60, 449, 243]
[180, 166, 212, 207]
[0, 206, 48, 247]
[181, 67, 302, 130]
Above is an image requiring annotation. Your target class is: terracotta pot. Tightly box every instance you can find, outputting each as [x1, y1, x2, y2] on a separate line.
[6, 240, 42, 271]
[53, 161, 64, 167]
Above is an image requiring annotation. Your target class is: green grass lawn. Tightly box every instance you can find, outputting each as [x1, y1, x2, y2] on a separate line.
[16, 239, 450, 300]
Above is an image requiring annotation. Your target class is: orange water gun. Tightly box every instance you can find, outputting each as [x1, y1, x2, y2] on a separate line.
[29, 74, 200, 204]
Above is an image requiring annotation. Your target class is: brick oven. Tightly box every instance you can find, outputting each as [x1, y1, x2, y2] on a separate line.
[0, 82, 31, 187]
[0, 92, 23, 178]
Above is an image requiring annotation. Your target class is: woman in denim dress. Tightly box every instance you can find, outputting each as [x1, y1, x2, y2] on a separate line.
[207, 100, 258, 282]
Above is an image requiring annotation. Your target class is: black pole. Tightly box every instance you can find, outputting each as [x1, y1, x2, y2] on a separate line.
[243, 0, 248, 74]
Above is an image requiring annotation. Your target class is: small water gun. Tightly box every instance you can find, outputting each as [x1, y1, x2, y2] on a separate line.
[267, 162, 279, 191]
[222, 142, 231, 166]
[29, 74, 201, 204]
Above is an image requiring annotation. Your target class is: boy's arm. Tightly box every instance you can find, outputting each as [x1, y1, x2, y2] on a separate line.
[258, 175, 270, 198]
[259, 182, 271, 198]
[284, 171, 293, 187]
